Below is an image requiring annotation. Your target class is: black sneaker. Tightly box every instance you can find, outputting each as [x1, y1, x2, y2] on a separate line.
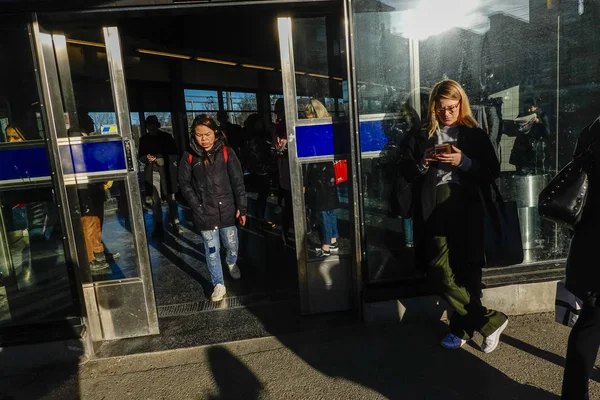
[173, 223, 184, 234]
[329, 243, 339, 252]
[89, 259, 110, 271]
[95, 252, 120, 262]
[315, 248, 330, 258]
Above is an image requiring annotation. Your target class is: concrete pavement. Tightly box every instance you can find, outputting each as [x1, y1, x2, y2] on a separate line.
[1, 312, 598, 399]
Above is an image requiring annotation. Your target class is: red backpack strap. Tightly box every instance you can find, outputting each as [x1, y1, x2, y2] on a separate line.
[188, 153, 193, 165]
[223, 146, 228, 163]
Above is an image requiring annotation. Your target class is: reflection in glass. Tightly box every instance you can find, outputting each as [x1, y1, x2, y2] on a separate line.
[76, 180, 139, 282]
[0, 188, 75, 325]
[353, 0, 598, 281]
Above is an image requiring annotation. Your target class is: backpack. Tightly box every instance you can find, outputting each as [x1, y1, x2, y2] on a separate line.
[188, 146, 228, 165]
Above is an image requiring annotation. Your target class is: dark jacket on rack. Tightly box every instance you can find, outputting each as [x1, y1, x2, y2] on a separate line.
[408, 125, 500, 266]
[304, 162, 339, 211]
[565, 116, 600, 299]
[178, 137, 247, 232]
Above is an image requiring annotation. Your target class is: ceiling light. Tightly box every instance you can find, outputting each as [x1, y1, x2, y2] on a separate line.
[136, 49, 192, 60]
[195, 57, 237, 66]
[241, 64, 275, 71]
[66, 39, 105, 48]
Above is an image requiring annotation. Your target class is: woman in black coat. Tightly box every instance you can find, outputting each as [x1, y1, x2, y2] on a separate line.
[561, 116, 600, 400]
[410, 80, 508, 353]
[178, 115, 247, 302]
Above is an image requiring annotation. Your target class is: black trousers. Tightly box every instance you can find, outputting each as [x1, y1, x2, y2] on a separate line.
[562, 297, 600, 400]
[253, 173, 271, 221]
[281, 188, 293, 236]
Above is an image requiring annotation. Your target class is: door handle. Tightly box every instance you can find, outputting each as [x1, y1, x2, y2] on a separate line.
[124, 139, 135, 172]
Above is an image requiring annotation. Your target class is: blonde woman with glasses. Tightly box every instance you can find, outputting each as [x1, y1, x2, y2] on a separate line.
[410, 80, 508, 353]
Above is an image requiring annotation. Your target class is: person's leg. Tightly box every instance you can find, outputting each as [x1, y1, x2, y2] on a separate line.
[403, 217, 414, 247]
[429, 184, 507, 341]
[317, 211, 332, 249]
[90, 215, 105, 256]
[167, 193, 182, 233]
[82, 216, 107, 270]
[562, 298, 600, 400]
[255, 174, 270, 221]
[151, 172, 163, 233]
[328, 210, 339, 245]
[219, 226, 239, 267]
[201, 229, 224, 286]
[82, 216, 97, 263]
[281, 189, 293, 243]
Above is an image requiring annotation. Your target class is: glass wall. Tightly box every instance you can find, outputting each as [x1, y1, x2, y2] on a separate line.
[222, 91, 258, 126]
[0, 16, 78, 325]
[352, 0, 600, 282]
[184, 88, 219, 126]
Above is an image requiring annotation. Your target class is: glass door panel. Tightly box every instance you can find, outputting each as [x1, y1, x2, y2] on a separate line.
[33, 20, 158, 340]
[277, 13, 358, 315]
[0, 15, 79, 327]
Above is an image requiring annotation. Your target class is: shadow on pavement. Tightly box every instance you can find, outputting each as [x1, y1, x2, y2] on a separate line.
[206, 346, 263, 400]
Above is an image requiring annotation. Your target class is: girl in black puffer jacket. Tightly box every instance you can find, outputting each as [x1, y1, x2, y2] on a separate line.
[178, 115, 247, 302]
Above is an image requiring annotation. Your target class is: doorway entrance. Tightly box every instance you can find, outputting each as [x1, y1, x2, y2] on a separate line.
[27, 1, 359, 352]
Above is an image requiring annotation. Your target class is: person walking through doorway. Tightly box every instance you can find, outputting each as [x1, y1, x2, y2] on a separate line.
[178, 115, 247, 302]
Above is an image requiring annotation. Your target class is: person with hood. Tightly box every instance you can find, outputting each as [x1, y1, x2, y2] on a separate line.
[178, 114, 247, 302]
[139, 115, 182, 237]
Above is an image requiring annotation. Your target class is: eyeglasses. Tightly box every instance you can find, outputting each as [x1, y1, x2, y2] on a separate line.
[435, 103, 460, 115]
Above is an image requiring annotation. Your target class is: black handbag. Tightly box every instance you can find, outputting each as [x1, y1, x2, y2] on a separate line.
[538, 140, 596, 231]
[480, 180, 524, 268]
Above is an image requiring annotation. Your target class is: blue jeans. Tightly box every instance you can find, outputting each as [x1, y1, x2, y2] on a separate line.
[403, 217, 414, 245]
[317, 210, 339, 246]
[200, 226, 238, 286]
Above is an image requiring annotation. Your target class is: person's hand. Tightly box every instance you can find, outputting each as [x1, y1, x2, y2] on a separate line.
[437, 145, 464, 167]
[423, 147, 436, 167]
[236, 210, 246, 226]
[147, 154, 157, 162]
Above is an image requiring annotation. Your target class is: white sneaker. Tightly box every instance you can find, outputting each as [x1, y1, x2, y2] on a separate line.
[440, 333, 467, 349]
[228, 264, 241, 280]
[211, 284, 226, 302]
[482, 319, 508, 354]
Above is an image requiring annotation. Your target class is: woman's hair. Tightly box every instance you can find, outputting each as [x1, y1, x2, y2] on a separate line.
[426, 80, 477, 138]
[5, 125, 26, 142]
[305, 98, 330, 119]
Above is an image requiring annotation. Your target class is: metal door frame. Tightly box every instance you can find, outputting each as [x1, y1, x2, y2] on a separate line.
[31, 16, 159, 341]
[277, 7, 363, 315]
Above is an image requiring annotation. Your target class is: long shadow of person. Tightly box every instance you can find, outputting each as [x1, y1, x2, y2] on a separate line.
[206, 346, 264, 400]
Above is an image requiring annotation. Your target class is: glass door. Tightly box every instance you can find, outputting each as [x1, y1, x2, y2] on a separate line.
[0, 14, 81, 330]
[32, 19, 158, 340]
[277, 10, 361, 315]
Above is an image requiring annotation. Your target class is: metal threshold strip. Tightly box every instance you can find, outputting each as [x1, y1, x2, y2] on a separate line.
[157, 291, 297, 318]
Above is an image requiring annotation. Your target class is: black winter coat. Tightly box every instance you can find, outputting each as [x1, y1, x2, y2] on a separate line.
[304, 162, 339, 211]
[565, 116, 600, 299]
[178, 138, 247, 232]
[409, 125, 500, 266]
